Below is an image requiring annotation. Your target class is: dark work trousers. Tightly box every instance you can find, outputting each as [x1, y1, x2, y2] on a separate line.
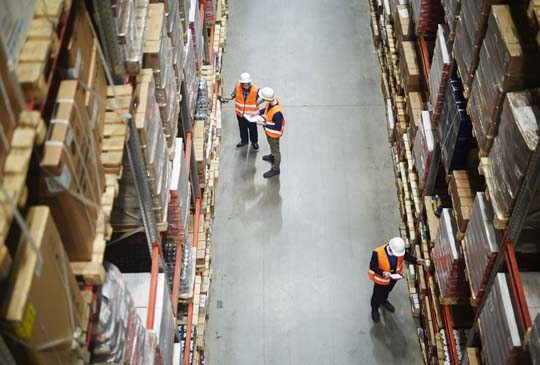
[370, 280, 397, 312]
[266, 135, 281, 170]
[237, 115, 258, 144]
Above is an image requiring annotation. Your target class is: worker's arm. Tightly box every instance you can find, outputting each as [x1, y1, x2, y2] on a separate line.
[228, 87, 237, 101]
[404, 252, 425, 265]
[370, 251, 385, 276]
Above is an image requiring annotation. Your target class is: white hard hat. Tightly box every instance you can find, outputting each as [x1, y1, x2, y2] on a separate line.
[239, 73, 252, 83]
[389, 237, 406, 257]
[258, 87, 275, 101]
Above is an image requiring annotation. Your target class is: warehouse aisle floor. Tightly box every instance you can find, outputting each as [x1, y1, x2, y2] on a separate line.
[205, 1, 422, 364]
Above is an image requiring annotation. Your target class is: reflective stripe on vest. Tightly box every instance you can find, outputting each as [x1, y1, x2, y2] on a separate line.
[234, 83, 259, 116]
[367, 244, 404, 286]
[263, 99, 285, 138]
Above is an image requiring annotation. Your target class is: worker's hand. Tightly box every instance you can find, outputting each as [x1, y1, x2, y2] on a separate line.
[417, 258, 425, 265]
[256, 121, 266, 126]
[383, 272, 391, 278]
[245, 111, 257, 117]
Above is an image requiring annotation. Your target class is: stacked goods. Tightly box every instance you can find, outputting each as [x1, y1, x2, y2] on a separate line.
[179, 237, 195, 299]
[113, 0, 149, 74]
[124, 273, 176, 365]
[112, 70, 170, 229]
[531, 312, 540, 365]
[189, 0, 204, 71]
[390, 0, 413, 42]
[410, 0, 444, 35]
[432, 209, 469, 302]
[468, 5, 540, 155]
[462, 193, 502, 302]
[167, 138, 191, 239]
[413, 111, 439, 194]
[441, 0, 461, 38]
[478, 274, 522, 365]
[406, 91, 423, 137]
[398, 41, 421, 92]
[92, 263, 158, 364]
[483, 89, 540, 229]
[429, 25, 452, 122]
[1, 207, 86, 364]
[167, 0, 185, 78]
[178, 0, 191, 31]
[438, 69, 474, 173]
[0, 0, 35, 69]
[447, 170, 485, 237]
[204, 0, 216, 26]
[144, 3, 179, 151]
[39, 80, 105, 260]
[184, 35, 199, 125]
[453, 0, 505, 92]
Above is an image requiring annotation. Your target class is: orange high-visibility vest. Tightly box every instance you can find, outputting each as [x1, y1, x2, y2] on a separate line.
[368, 244, 404, 286]
[234, 83, 259, 117]
[263, 99, 285, 138]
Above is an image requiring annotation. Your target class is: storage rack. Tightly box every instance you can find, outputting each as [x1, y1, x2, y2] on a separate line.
[0, 0, 229, 364]
[369, 0, 540, 364]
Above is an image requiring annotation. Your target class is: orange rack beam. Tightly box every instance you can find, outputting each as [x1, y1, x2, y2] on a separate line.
[442, 305, 459, 365]
[146, 241, 161, 329]
[504, 241, 532, 331]
[184, 196, 201, 365]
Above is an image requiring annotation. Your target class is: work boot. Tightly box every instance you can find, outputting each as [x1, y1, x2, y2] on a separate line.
[252, 143, 259, 151]
[263, 169, 280, 178]
[371, 311, 380, 323]
[236, 141, 248, 149]
[382, 301, 395, 313]
[262, 154, 274, 162]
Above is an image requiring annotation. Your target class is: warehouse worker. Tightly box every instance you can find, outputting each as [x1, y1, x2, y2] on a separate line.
[368, 237, 425, 323]
[249, 87, 285, 178]
[222, 72, 260, 151]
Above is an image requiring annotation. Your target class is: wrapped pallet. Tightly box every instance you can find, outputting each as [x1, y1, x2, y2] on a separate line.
[412, 111, 439, 194]
[188, 0, 203, 71]
[441, 0, 460, 38]
[183, 34, 198, 124]
[438, 69, 474, 173]
[484, 89, 540, 228]
[398, 41, 421, 93]
[462, 193, 502, 302]
[410, 0, 444, 35]
[124, 273, 176, 365]
[116, 0, 149, 74]
[448, 170, 484, 236]
[390, 1, 413, 42]
[479, 274, 522, 365]
[453, 0, 505, 91]
[468, 5, 540, 154]
[432, 209, 469, 301]
[1, 207, 86, 364]
[429, 25, 452, 122]
[92, 263, 158, 364]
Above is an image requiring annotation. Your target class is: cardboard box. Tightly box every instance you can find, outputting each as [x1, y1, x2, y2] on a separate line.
[1, 206, 84, 364]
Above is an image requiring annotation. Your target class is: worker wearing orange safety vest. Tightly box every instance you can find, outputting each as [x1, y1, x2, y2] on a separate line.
[223, 72, 261, 151]
[368, 237, 424, 323]
[249, 87, 285, 178]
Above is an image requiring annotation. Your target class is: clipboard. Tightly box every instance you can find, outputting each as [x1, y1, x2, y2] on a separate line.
[390, 273, 403, 280]
[244, 114, 264, 124]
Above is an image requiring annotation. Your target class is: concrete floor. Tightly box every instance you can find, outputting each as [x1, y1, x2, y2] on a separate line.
[205, 1, 422, 364]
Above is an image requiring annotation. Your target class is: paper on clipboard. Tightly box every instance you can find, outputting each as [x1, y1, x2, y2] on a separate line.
[244, 114, 264, 124]
[390, 273, 403, 280]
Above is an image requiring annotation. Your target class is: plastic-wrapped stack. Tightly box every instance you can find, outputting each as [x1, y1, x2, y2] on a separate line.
[441, 0, 460, 38]
[123, 273, 176, 365]
[479, 273, 522, 365]
[484, 89, 540, 228]
[184, 35, 198, 124]
[429, 25, 452, 122]
[453, 0, 505, 91]
[438, 69, 474, 173]
[168, 138, 191, 237]
[114, 0, 149, 74]
[390, 0, 413, 42]
[410, 0, 444, 35]
[413, 111, 439, 194]
[180, 238, 195, 298]
[432, 209, 469, 301]
[92, 263, 158, 364]
[166, 0, 185, 77]
[189, 0, 203, 71]
[462, 193, 502, 301]
[204, 0, 216, 25]
[448, 170, 485, 236]
[468, 5, 536, 154]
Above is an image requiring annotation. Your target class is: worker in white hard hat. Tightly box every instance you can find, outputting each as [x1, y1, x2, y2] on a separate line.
[247, 87, 286, 178]
[368, 237, 425, 323]
[221, 72, 261, 151]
